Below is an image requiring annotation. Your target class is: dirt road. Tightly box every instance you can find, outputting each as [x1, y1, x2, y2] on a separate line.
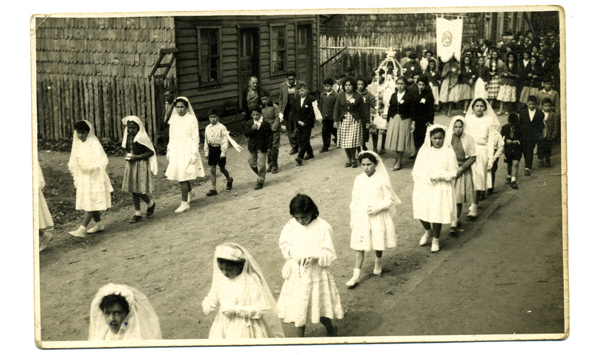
[37, 112, 565, 342]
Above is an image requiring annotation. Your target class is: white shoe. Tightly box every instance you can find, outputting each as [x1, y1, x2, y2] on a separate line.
[373, 258, 382, 275]
[431, 238, 440, 253]
[68, 225, 87, 238]
[187, 191, 195, 203]
[467, 204, 478, 219]
[346, 268, 361, 288]
[175, 202, 190, 213]
[87, 224, 105, 234]
[419, 231, 432, 246]
[40, 232, 53, 251]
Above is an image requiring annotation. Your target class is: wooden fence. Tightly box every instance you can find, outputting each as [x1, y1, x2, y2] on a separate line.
[36, 74, 176, 143]
[320, 34, 436, 82]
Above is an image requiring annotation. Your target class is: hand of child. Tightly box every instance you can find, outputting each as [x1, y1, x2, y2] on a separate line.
[410, 121, 415, 133]
[333, 122, 339, 129]
[221, 308, 236, 318]
[252, 123, 259, 130]
[506, 139, 512, 144]
[487, 160, 494, 170]
[298, 121, 305, 126]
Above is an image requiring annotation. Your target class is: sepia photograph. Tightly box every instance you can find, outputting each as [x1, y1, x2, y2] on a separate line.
[17, 0, 588, 353]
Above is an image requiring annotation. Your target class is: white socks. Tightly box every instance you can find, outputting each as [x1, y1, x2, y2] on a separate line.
[431, 238, 440, 253]
[175, 201, 190, 213]
[346, 268, 361, 287]
[134, 211, 142, 216]
[373, 257, 382, 275]
[87, 223, 105, 234]
[511, 176, 516, 182]
[420, 229, 433, 246]
[467, 203, 478, 217]
[187, 191, 194, 203]
[68, 225, 87, 238]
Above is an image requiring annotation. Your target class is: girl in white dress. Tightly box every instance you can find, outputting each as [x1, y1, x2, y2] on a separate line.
[202, 243, 284, 339]
[67, 120, 113, 238]
[89, 283, 162, 342]
[37, 160, 53, 251]
[463, 98, 500, 219]
[277, 194, 344, 337]
[413, 124, 458, 252]
[165, 97, 205, 213]
[346, 150, 400, 288]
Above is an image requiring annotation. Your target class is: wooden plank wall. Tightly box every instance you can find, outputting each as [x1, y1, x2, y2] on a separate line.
[174, 15, 318, 120]
[35, 16, 177, 142]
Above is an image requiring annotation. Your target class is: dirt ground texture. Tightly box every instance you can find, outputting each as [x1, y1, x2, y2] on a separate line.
[37, 111, 566, 342]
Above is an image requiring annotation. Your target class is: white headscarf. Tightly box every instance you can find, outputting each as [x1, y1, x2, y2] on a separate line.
[121, 116, 158, 175]
[357, 150, 401, 214]
[447, 116, 478, 158]
[464, 98, 500, 147]
[68, 120, 109, 183]
[171, 96, 196, 118]
[413, 124, 458, 183]
[89, 283, 162, 341]
[210, 243, 285, 338]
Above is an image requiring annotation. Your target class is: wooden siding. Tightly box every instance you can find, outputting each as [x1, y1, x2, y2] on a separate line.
[174, 15, 318, 120]
[35, 16, 177, 142]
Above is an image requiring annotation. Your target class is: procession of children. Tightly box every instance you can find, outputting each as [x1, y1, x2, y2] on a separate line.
[36, 30, 562, 341]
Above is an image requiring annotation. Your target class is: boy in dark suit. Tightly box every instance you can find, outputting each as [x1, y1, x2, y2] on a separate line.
[519, 96, 545, 176]
[245, 108, 272, 189]
[319, 77, 338, 152]
[291, 81, 316, 165]
[537, 98, 558, 167]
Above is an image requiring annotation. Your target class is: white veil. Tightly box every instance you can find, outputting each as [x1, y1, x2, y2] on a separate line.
[121, 116, 158, 175]
[210, 243, 285, 338]
[465, 98, 500, 130]
[68, 120, 109, 183]
[89, 283, 162, 341]
[357, 150, 401, 214]
[171, 96, 196, 118]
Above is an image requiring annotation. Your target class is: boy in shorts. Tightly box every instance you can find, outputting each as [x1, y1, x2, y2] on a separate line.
[204, 108, 233, 196]
[501, 113, 523, 189]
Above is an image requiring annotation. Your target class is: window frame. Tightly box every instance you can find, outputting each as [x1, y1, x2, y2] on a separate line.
[196, 26, 223, 87]
[269, 23, 288, 77]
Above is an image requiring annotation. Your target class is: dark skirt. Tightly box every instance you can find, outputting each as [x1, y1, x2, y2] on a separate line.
[122, 159, 153, 194]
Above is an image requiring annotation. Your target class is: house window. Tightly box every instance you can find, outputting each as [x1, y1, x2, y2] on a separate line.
[270, 25, 287, 75]
[197, 27, 222, 85]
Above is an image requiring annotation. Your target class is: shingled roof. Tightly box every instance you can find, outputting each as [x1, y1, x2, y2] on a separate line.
[35, 16, 177, 78]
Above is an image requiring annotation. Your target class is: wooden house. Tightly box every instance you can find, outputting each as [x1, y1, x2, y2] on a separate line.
[172, 15, 319, 120]
[34, 16, 177, 143]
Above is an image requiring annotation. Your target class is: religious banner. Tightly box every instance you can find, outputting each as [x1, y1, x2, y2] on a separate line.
[436, 17, 463, 63]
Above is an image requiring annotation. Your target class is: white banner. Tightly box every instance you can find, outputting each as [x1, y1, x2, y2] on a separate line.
[436, 17, 463, 63]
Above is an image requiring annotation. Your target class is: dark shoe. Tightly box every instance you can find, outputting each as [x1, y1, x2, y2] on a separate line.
[392, 163, 402, 171]
[266, 165, 273, 173]
[449, 226, 458, 238]
[344, 161, 352, 168]
[146, 202, 156, 218]
[254, 182, 264, 190]
[319, 147, 329, 153]
[379, 148, 386, 155]
[295, 157, 303, 166]
[505, 177, 511, 184]
[206, 189, 218, 196]
[289, 148, 298, 155]
[538, 160, 545, 167]
[226, 178, 234, 191]
[511, 181, 519, 189]
[479, 191, 486, 200]
[544, 158, 551, 167]
[409, 155, 415, 160]
[326, 325, 338, 337]
[524, 169, 531, 176]
[129, 215, 143, 223]
[487, 188, 494, 196]
[271, 166, 279, 174]
[304, 154, 314, 160]
[351, 160, 359, 168]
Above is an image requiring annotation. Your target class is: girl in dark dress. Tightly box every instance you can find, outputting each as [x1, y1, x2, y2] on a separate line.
[412, 75, 435, 154]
